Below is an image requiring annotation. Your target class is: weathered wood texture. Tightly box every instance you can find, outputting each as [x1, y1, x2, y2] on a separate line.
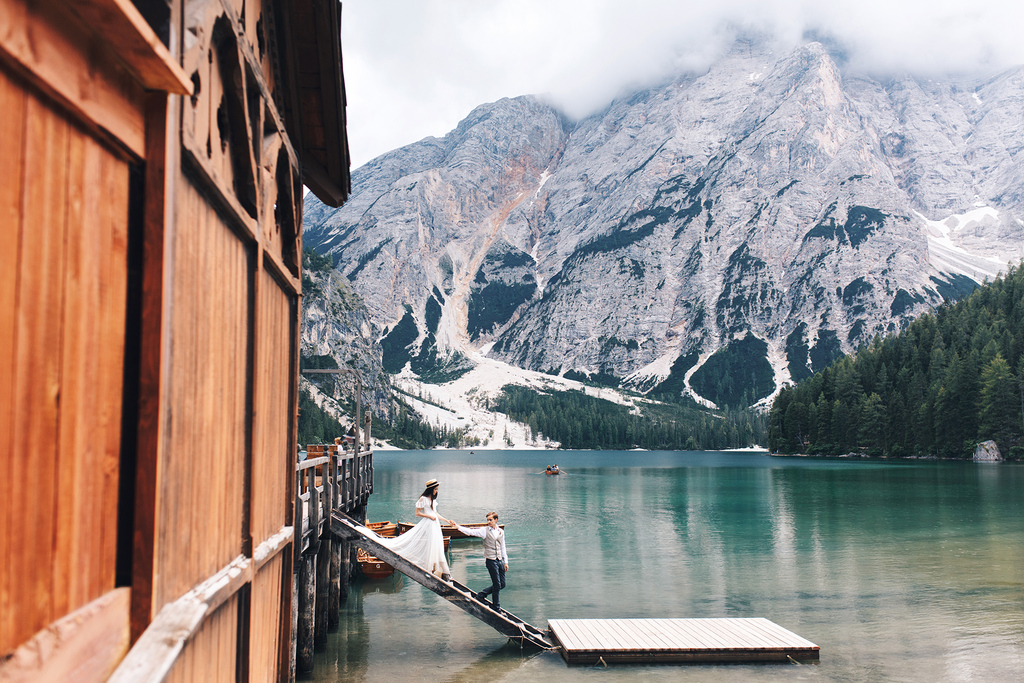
[0, 63, 129, 655]
[0, 588, 130, 683]
[296, 555, 315, 674]
[3, 0, 348, 678]
[248, 553, 284, 683]
[165, 595, 240, 683]
[153, 175, 250, 609]
[252, 271, 293, 546]
[128, 0, 308, 675]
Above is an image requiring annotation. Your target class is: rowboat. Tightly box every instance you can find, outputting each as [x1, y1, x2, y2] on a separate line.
[357, 535, 450, 579]
[397, 521, 504, 539]
[357, 548, 394, 579]
[367, 520, 397, 537]
[545, 465, 561, 475]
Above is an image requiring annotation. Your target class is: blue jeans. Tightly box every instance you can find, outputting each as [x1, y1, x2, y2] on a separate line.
[478, 558, 506, 607]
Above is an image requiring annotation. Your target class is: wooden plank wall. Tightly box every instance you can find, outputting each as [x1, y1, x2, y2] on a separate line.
[248, 553, 284, 683]
[143, 1, 303, 677]
[153, 176, 250, 609]
[165, 594, 240, 683]
[249, 270, 293, 680]
[0, 62, 129, 654]
[252, 270, 292, 545]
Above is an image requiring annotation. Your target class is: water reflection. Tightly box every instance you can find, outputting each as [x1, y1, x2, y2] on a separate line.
[358, 573, 404, 596]
[310, 452, 1024, 682]
[439, 642, 541, 683]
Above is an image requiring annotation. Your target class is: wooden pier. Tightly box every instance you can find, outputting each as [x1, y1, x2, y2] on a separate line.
[290, 438, 375, 675]
[549, 617, 819, 665]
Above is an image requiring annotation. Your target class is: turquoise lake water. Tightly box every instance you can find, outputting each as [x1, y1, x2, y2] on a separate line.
[308, 450, 1024, 682]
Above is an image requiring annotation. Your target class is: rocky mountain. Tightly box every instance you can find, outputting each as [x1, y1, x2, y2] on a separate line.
[299, 251, 394, 425]
[302, 40, 1024, 409]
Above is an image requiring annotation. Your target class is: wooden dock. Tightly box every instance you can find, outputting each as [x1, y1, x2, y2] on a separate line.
[549, 617, 819, 665]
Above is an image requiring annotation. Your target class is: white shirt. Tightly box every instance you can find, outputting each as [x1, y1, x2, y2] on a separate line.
[457, 524, 507, 563]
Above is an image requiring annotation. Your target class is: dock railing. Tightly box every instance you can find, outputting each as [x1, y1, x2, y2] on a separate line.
[294, 442, 374, 559]
[292, 419, 374, 675]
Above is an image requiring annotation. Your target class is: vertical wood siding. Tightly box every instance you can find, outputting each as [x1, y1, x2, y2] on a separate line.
[155, 176, 250, 608]
[248, 553, 284, 681]
[252, 270, 292, 545]
[0, 65, 128, 652]
[165, 594, 239, 683]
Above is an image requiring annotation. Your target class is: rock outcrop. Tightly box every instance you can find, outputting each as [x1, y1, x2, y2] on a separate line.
[973, 440, 1002, 462]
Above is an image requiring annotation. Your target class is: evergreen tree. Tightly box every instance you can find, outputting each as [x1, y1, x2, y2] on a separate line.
[859, 392, 885, 454]
[978, 354, 1018, 452]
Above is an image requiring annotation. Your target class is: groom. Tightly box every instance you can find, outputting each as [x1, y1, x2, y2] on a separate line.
[456, 512, 508, 610]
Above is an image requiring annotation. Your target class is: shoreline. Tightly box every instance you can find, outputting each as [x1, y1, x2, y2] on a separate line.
[769, 452, 1015, 461]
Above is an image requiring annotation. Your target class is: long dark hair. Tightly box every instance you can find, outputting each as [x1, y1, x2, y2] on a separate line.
[420, 484, 439, 500]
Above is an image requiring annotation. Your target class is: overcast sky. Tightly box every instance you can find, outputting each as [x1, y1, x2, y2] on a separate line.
[340, 0, 1024, 169]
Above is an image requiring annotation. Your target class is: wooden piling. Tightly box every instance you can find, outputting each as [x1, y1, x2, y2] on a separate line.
[296, 554, 316, 673]
[339, 536, 351, 604]
[315, 539, 330, 647]
[328, 536, 342, 629]
[290, 565, 298, 682]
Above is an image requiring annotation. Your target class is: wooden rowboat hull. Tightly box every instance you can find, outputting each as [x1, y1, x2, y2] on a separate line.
[367, 520, 397, 537]
[357, 548, 395, 579]
[397, 521, 503, 539]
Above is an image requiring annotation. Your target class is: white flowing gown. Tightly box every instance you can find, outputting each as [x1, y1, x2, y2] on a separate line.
[380, 495, 450, 577]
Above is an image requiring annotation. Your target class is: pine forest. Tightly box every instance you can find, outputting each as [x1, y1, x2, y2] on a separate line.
[768, 263, 1024, 459]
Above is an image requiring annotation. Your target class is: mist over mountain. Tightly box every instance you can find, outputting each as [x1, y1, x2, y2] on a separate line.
[303, 41, 1024, 409]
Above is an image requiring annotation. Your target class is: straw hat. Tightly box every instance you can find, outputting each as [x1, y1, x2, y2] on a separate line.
[425, 479, 439, 488]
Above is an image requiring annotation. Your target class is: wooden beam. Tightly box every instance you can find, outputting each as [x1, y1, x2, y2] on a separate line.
[130, 90, 177, 644]
[64, 0, 192, 95]
[0, 588, 130, 683]
[180, 139, 260, 246]
[252, 525, 294, 572]
[300, 155, 347, 209]
[0, 0, 146, 159]
[109, 555, 253, 683]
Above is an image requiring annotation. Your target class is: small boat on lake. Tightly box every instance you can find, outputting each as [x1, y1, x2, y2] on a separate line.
[367, 520, 397, 537]
[545, 465, 561, 475]
[357, 548, 394, 579]
[397, 521, 502, 539]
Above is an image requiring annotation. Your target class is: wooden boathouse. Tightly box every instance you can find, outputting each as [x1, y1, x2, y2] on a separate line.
[1, 1, 825, 677]
[1, 0, 353, 680]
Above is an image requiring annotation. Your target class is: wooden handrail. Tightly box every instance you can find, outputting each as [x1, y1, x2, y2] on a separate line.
[296, 455, 330, 470]
[295, 446, 373, 558]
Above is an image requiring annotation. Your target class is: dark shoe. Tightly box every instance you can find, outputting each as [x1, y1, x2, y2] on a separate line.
[441, 573, 452, 582]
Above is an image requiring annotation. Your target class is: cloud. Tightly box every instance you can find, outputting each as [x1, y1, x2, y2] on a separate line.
[340, 0, 1024, 168]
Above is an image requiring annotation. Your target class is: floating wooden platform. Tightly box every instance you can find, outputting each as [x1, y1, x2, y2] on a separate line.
[548, 617, 819, 665]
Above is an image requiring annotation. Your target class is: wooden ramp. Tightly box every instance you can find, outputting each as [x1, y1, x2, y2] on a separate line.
[549, 618, 819, 665]
[331, 513, 556, 649]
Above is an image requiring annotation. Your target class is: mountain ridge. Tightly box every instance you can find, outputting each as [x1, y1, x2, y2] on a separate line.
[303, 41, 1024, 409]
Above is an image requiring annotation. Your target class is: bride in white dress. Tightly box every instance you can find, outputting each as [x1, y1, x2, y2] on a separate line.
[380, 479, 452, 580]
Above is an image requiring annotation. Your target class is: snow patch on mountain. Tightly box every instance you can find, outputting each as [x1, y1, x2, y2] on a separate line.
[393, 349, 643, 448]
[920, 207, 1021, 282]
